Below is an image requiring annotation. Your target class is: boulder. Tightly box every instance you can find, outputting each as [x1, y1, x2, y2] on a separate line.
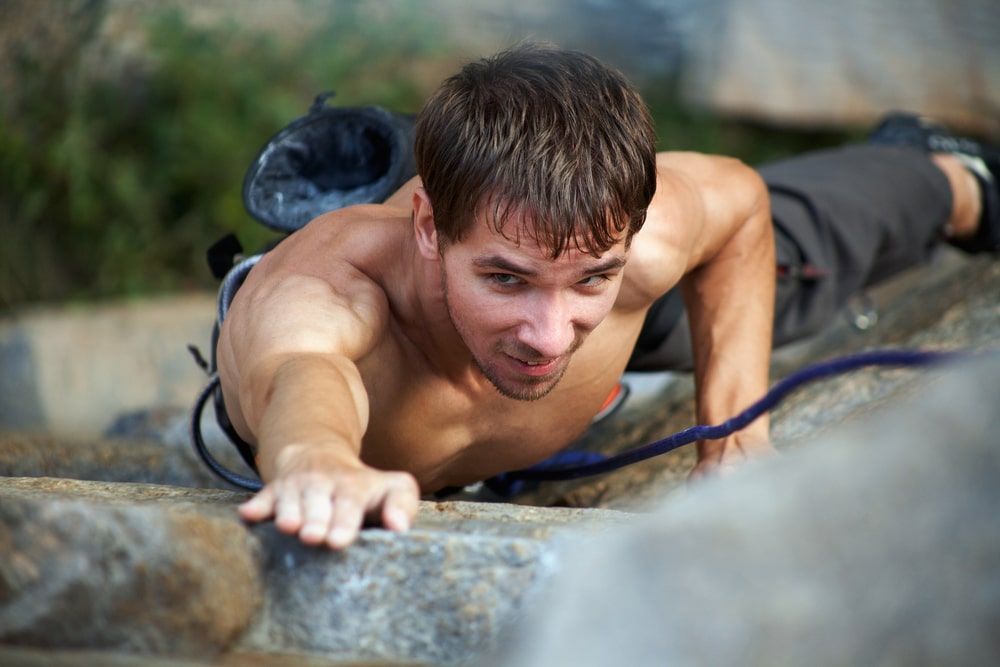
[239, 501, 629, 665]
[495, 355, 1000, 666]
[0, 477, 262, 657]
[0, 476, 628, 665]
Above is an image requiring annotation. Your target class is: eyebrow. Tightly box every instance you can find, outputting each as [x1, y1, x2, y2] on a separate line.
[472, 254, 627, 277]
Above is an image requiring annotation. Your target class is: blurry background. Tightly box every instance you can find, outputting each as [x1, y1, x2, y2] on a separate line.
[4, 0, 997, 310]
[0, 0, 997, 435]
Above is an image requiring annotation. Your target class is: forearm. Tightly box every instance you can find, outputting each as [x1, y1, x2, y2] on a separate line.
[250, 354, 370, 480]
[682, 196, 775, 437]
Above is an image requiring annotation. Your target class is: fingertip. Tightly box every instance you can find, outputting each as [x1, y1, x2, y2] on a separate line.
[385, 506, 411, 532]
[327, 526, 355, 550]
[275, 514, 302, 535]
[299, 523, 327, 545]
[238, 495, 270, 521]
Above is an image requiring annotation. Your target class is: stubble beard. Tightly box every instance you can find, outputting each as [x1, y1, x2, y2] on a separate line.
[440, 268, 574, 402]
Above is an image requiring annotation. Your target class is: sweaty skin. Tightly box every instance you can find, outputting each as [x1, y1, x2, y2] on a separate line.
[218, 152, 776, 549]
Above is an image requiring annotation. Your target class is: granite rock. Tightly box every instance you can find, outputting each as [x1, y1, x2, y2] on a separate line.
[0, 432, 229, 489]
[239, 501, 628, 665]
[0, 476, 627, 665]
[0, 477, 262, 657]
[495, 356, 1000, 666]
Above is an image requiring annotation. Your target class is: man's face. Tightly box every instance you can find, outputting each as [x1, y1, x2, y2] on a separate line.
[439, 215, 628, 401]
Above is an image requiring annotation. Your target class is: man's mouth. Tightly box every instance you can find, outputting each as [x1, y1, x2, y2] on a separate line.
[505, 354, 560, 377]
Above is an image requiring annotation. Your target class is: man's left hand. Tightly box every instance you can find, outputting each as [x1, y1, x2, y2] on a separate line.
[688, 433, 776, 481]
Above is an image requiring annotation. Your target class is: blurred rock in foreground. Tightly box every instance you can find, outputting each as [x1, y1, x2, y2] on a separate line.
[494, 355, 1000, 666]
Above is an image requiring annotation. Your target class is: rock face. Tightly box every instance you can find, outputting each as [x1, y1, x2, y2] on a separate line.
[242, 501, 627, 664]
[243, 527, 547, 663]
[0, 432, 230, 490]
[0, 478, 262, 657]
[0, 476, 626, 665]
[495, 356, 1000, 666]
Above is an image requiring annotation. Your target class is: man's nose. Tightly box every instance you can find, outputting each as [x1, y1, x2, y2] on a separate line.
[517, 293, 575, 359]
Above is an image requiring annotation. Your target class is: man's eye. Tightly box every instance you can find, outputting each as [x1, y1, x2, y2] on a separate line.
[490, 273, 522, 286]
[578, 274, 609, 287]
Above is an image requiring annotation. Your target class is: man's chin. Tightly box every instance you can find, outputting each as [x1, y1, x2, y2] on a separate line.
[492, 378, 561, 401]
[478, 361, 567, 401]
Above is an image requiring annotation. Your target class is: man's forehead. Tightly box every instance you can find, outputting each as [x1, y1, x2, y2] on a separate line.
[471, 233, 628, 275]
[473, 206, 629, 262]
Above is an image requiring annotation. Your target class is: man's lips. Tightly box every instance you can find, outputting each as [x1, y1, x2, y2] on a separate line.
[504, 353, 560, 377]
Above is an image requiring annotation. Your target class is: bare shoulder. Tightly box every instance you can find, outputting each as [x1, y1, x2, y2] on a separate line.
[219, 205, 406, 375]
[654, 151, 765, 233]
[620, 151, 766, 307]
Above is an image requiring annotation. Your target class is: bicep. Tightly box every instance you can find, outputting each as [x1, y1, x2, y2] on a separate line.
[234, 270, 387, 364]
[220, 269, 387, 426]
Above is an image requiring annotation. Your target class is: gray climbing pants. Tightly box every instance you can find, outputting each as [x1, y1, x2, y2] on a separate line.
[627, 144, 954, 371]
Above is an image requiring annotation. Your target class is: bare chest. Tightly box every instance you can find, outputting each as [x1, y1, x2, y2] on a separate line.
[356, 313, 646, 490]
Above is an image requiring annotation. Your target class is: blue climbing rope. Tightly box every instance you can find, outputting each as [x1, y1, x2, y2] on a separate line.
[488, 348, 969, 491]
[192, 347, 973, 493]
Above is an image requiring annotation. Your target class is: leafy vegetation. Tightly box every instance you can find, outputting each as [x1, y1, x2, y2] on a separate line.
[0, 1, 451, 309]
[0, 2, 855, 310]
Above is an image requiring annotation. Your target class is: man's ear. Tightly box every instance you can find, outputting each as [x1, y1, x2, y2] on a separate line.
[412, 187, 440, 260]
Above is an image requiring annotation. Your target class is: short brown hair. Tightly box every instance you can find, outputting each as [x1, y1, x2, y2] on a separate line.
[414, 43, 657, 257]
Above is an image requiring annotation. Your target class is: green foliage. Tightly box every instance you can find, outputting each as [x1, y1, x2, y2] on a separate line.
[0, 1, 449, 309]
[0, 2, 858, 310]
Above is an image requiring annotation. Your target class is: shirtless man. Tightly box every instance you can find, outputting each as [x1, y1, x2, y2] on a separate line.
[217, 44, 995, 549]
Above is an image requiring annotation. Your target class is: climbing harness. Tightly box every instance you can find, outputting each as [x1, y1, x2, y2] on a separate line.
[190, 346, 974, 495]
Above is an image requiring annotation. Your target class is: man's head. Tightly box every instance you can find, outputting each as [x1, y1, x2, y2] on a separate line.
[412, 44, 656, 400]
[414, 42, 658, 256]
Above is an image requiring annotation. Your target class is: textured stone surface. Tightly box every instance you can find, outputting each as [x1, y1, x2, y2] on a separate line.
[240, 501, 627, 665]
[242, 529, 548, 664]
[0, 432, 230, 489]
[0, 476, 626, 665]
[0, 398, 258, 490]
[0, 644, 410, 666]
[496, 357, 1000, 666]
[0, 477, 262, 657]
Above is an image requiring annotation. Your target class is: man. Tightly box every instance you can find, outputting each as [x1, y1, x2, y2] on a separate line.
[218, 44, 997, 550]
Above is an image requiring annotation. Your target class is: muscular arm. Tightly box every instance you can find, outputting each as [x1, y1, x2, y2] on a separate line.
[678, 157, 775, 476]
[220, 267, 418, 548]
[643, 153, 776, 476]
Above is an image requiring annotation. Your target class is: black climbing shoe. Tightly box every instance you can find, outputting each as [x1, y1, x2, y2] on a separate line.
[243, 92, 417, 233]
[868, 112, 1000, 254]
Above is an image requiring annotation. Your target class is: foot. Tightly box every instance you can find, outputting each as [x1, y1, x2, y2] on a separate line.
[869, 112, 1000, 253]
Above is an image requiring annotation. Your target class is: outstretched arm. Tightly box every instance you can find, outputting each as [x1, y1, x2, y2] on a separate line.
[219, 270, 419, 548]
